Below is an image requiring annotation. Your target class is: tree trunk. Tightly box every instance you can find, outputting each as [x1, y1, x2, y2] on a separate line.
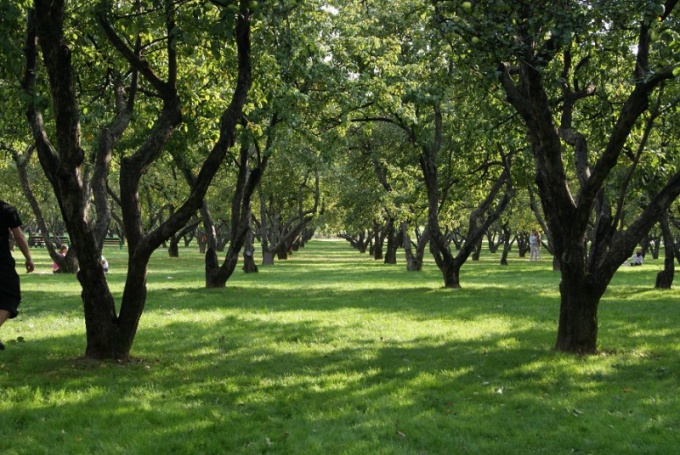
[10, 145, 79, 273]
[471, 237, 482, 261]
[639, 236, 650, 256]
[198, 234, 207, 254]
[199, 199, 217, 253]
[384, 218, 398, 264]
[373, 222, 384, 260]
[168, 239, 179, 257]
[207, 139, 267, 288]
[262, 250, 275, 265]
[421, 111, 513, 289]
[182, 231, 194, 247]
[242, 226, 258, 274]
[276, 245, 289, 260]
[205, 247, 219, 288]
[243, 249, 258, 273]
[555, 268, 604, 353]
[500, 237, 512, 266]
[515, 232, 530, 257]
[403, 226, 417, 271]
[216, 231, 230, 252]
[443, 261, 462, 289]
[428, 238, 461, 287]
[450, 228, 464, 250]
[655, 214, 674, 289]
[553, 256, 561, 272]
[487, 229, 502, 253]
[81, 267, 130, 359]
[243, 214, 259, 274]
[338, 231, 371, 253]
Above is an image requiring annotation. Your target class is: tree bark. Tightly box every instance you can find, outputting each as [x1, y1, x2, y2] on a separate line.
[168, 241, 179, 258]
[471, 237, 482, 261]
[276, 244, 289, 260]
[242, 222, 258, 273]
[555, 269, 603, 354]
[499, 222, 513, 266]
[655, 214, 674, 289]
[384, 218, 398, 264]
[372, 220, 384, 260]
[262, 250, 275, 265]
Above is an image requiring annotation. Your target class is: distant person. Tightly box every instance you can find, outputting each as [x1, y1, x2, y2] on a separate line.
[100, 256, 109, 273]
[529, 229, 541, 261]
[627, 250, 644, 266]
[0, 200, 35, 351]
[52, 244, 68, 273]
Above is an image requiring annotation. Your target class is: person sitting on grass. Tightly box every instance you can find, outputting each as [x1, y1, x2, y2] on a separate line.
[52, 244, 68, 273]
[626, 250, 644, 266]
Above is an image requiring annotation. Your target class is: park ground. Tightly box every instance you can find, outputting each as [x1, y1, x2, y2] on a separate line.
[0, 240, 679, 454]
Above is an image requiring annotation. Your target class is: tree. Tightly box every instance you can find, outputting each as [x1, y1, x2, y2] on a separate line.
[23, 0, 252, 359]
[435, 0, 680, 352]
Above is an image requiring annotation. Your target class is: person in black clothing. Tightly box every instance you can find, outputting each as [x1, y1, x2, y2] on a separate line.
[0, 200, 35, 350]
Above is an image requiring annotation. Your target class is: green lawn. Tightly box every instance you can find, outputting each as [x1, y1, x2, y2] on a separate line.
[1, 240, 678, 454]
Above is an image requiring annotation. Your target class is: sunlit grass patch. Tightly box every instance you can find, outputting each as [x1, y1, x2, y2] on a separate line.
[1, 241, 679, 454]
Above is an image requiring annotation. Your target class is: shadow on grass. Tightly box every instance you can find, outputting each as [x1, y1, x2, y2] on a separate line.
[3, 243, 678, 452]
[2, 308, 679, 453]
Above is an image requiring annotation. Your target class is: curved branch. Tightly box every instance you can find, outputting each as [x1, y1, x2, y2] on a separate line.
[22, 8, 59, 180]
[95, 4, 173, 98]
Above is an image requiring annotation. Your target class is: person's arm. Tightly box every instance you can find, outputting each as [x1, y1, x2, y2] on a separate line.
[11, 226, 35, 273]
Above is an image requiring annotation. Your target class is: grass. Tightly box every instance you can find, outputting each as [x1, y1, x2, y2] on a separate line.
[1, 240, 679, 454]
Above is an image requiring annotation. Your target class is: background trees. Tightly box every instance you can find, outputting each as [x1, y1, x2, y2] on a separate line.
[326, 0, 518, 288]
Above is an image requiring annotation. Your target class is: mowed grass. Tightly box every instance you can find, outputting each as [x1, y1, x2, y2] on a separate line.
[1, 240, 679, 454]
